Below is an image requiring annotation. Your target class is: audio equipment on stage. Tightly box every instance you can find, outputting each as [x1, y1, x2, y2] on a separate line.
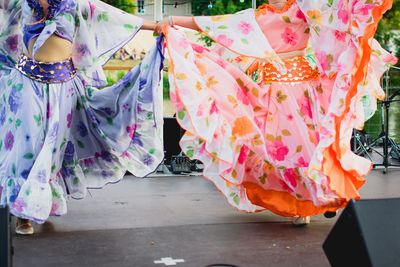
[323, 198, 400, 267]
[163, 117, 184, 165]
[0, 205, 12, 267]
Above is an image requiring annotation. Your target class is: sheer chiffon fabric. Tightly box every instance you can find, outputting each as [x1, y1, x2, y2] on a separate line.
[0, 0, 164, 222]
[164, 0, 397, 216]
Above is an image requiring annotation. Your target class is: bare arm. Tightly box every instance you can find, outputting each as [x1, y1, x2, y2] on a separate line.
[156, 0, 289, 32]
[155, 16, 200, 33]
[140, 20, 156, 31]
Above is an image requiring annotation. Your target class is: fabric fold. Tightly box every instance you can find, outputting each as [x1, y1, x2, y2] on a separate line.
[0, 0, 164, 223]
[163, 0, 396, 217]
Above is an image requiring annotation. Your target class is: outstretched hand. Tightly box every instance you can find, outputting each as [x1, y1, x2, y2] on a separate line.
[155, 17, 174, 34]
[155, 16, 200, 34]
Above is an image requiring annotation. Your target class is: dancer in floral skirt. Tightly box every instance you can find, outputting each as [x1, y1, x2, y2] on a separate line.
[0, 0, 164, 234]
[156, 0, 397, 225]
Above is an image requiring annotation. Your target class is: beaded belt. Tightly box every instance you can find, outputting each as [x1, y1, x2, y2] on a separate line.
[16, 54, 76, 84]
[256, 56, 319, 83]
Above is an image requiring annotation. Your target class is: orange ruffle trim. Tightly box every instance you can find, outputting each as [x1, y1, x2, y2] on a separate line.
[325, 0, 394, 198]
[245, 0, 394, 217]
[163, 0, 394, 217]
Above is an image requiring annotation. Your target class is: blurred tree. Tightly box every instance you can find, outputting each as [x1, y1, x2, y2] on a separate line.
[191, 0, 267, 16]
[103, 0, 136, 14]
[192, 0, 399, 57]
[375, 0, 400, 57]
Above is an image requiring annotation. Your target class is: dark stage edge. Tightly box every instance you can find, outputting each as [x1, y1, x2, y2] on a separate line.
[12, 169, 400, 267]
[14, 223, 331, 267]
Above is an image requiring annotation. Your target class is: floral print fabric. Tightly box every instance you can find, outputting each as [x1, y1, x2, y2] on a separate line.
[164, 0, 397, 216]
[0, 0, 23, 69]
[0, 0, 164, 223]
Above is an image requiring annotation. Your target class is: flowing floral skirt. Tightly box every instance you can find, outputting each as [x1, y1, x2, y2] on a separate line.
[0, 40, 164, 223]
[164, 28, 393, 217]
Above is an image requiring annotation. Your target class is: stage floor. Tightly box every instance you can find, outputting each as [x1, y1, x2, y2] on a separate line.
[12, 168, 400, 267]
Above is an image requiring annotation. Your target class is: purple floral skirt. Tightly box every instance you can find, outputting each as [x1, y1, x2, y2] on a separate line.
[0, 42, 164, 223]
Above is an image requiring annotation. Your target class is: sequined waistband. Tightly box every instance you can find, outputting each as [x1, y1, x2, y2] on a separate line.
[16, 54, 76, 84]
[257, 56, 319, 83]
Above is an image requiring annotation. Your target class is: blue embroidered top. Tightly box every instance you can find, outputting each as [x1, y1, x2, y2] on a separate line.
[22, 0, 76, 57]
[1, 0, 144, 87]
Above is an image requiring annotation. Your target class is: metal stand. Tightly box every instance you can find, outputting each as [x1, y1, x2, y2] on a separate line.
[352, 68, 400, 173]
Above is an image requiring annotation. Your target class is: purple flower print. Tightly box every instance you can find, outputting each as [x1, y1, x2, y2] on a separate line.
[47, 103, 52, 118]
[8, 87, 21, 114]
[67, 110, 73, 128]
[137, 104, 144, 113]
[33, 83, 43, 99]
[47, 122, 60, 145]
[9, 18, 18, 26]
[76, 121, 88, 137]
[9, 185, 20, 203]
[35, 170, 47, 183]
[12, 198, 27, 213]
[122, 103, 131, 112]
[20, 170, 30, 179]
[139, 77, 147, 91]
[21, 165, 33, 179]
[142, 154, 154, 166]
[83, 158, 94, 166]
[61, 166, 73, 177]
[99, 107, 113, 116]
[59, 0, 77, 11]
[126, 123, 136, 139]
[95, 35, 99, 49]
[4, 131, 14, 151]
[132, 134, 143, 147]
[0, 106, 5, 125]
[101, 170, 113, 178]
[91, 71, 102, 86]
[50, 122, 59, 135]
[50, 202, 59, 215]
[100, 151, 112, 162]
[63, 141, 75, 163]
[4, 35, 19, 54]
[73, 43, 89, 61]
[86, 108, 100, 128]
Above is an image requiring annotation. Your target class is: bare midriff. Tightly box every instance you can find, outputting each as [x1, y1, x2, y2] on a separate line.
[25, 34, 72, 62]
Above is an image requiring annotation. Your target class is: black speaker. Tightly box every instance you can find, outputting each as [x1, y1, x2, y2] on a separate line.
[323, 198, 400, 267]
[0, 205, 12, 267]
[163, 117, 184, 164]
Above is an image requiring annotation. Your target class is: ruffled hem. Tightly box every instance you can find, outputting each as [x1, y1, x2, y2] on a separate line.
[318, 0, 397, 202]
[179, 133, 344, 217]
[0, 37, 164, 223]
[163, 0, 397, 216]
[164, 27, 344, 216]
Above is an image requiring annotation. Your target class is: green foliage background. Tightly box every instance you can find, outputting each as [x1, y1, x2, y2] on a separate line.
[103, 0, 136, 14]
[191, 0, 267, 16]
[376, 0, 400, 57]
[102, 0, 400, 55]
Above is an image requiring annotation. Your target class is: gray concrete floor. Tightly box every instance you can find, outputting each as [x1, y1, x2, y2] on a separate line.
[12, 168, 400, 267]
